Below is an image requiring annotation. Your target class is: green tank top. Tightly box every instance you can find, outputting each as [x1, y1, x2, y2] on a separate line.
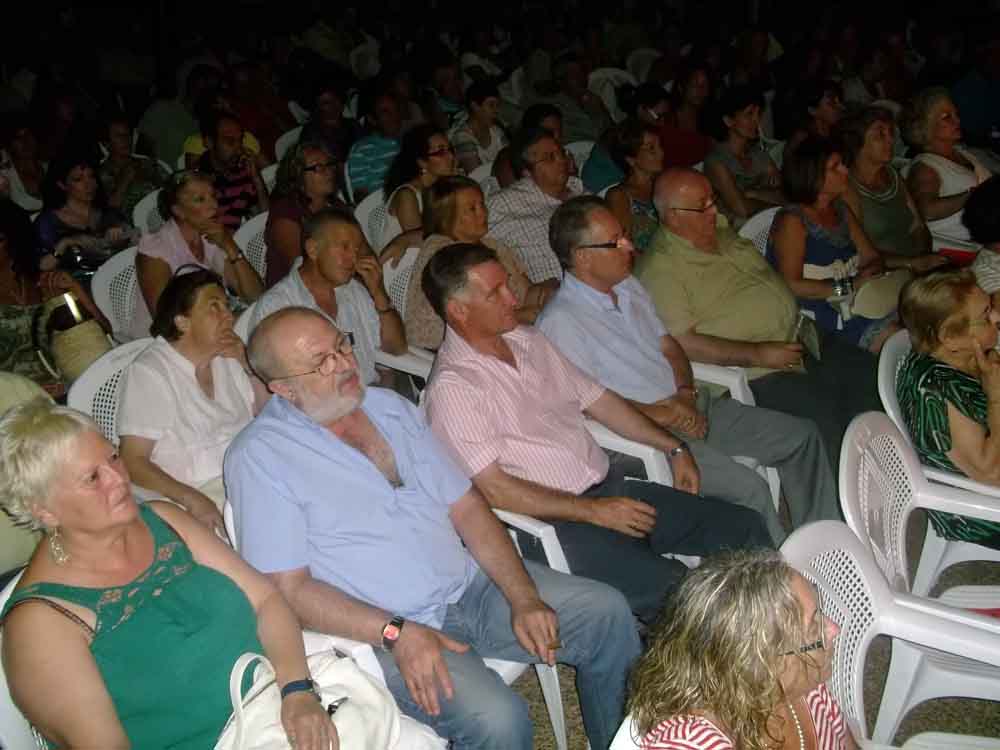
[850, 167, 918, 256]
[1, 505, 263, 749]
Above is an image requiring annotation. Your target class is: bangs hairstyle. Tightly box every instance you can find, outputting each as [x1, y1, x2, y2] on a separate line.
[782, 135, 839, 205]
[836, 106, 895, 167]
[158, 169, 213, 221]
[628, 549, 817, 750]
[0, 400, 98, 530]
[421, 242, 498, 319]
[712, 84, 764, 141]
[899, 268, 980, 354]
[422, 175, 482, 237]
[273, 139, 335, 200]
[608, 119, 659, 174]
[150, 268, 225, 341]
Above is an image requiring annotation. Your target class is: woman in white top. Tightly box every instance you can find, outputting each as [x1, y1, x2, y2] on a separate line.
[449, 81, 509, 173]
[131, 170, 263, 339]
[905, 87, 992, 242]
[1, 118, 45, 213]
[380, 124, 458, 249]
[118, 269, 269, 533]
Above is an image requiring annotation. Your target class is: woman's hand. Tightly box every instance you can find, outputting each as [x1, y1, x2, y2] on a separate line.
[974, 344, 1000, 400]
[38, 270, 79, 298]
[180, 489, 226, 536]
[216, 328, 248, 364]
[281, 693, 339, 750]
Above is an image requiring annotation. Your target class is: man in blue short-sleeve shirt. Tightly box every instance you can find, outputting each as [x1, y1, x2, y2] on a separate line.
[224, 306, 640, 750]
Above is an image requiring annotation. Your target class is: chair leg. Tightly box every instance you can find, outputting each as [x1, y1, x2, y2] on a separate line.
[873, 640, 924, 744]
[534, 663, 568, 750]
[911, 523, 946, 597]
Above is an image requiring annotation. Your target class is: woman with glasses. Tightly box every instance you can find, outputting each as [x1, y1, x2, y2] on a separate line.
[380, 124, 458, 251]
[630, 548, 853, 750]
[266, 140, 348, 287]
[130, 170, 263, 341]
[605, 121, 665, 252]
[118, 269, 269, 534]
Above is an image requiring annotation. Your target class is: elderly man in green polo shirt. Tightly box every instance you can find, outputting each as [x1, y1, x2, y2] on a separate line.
[634, 167, 881, 472]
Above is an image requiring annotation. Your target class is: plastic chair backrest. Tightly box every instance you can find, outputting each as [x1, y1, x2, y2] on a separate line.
[738, 206, 781, 255]
[234, 300, 257, 344]
[598, 182, 619, 199]
[839, 412, 920, 591]
[468, 161, 494, 184]
[176, 153, 187, 171]
[67, 338, 153, 445]
[260, 163, 278, 194]
[288, 100, 310, 125]
[0, 569, 41, 750]
[354, 189, 388, 250]
[564, 141, 595, 175]
[233, 211, 269, 281]
[781, 521, 884, 745]
[587, 68, 637, 122]
[274, 127, 303, 163]
[132, 189, 164, 235]
[609, 713, 642, 749]
[91, 247, 139, 337]
[383, 246, 421, 318]
[500, 67, 526, 105]
[877, 329, 912, 437]
[626, 48, 662, 82]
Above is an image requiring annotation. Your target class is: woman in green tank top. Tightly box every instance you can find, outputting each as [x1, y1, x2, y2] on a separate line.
[0, 401, 336, 750]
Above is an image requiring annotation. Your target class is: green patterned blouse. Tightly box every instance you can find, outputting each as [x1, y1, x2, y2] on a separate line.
[897, 352, 1000, 550]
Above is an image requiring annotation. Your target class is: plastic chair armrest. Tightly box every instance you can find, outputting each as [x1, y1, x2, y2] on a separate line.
[584, 419, 672, 485]
[375, 347, 434, 379]
[924, 467, 1000, 500]
[882, 593, 1000, 667]
[691, 362, 755, 405]
[492, 508, 571, 574]
[917, 479, 1000, 524]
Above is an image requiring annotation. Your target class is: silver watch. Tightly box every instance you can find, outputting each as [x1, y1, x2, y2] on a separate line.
[668, 442, 689, 458]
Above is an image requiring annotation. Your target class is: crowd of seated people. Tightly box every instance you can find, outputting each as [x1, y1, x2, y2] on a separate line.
[2, 6, 1000, 749]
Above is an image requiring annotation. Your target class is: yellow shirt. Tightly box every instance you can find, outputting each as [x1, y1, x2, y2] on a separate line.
[182, 131, 261, 159]
[634, 218, 799, 379]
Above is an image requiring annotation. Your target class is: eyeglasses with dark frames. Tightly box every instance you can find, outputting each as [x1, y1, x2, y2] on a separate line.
[425, 146, 455, 158]
[576, 235, 633, 251]
[669, 197, 717, 213]
[303, 160, 338, 173]
[271, 333, 355, 380]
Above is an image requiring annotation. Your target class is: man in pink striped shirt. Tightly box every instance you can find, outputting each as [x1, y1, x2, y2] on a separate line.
[423, 243, 771, 623]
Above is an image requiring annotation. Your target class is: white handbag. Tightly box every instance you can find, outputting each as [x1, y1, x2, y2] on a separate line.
[215, 648, 400, 750]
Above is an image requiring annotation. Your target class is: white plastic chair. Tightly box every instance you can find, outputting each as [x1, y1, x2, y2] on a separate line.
[587, 68, 637, 123]
[176, 153, 187, 171]
[499, 67, 526, 106]
[376, 246, 439, 382]
[468, 162, 500, 199]
[222, 500, 571, 750]
[91, 247, 139, 341]
[0, 570, 44, 750]
[260, 163, 278, 194]
[274, 126, 303, 163]
[349, 40, 381, 81]
[354, 188, 388, 251]
[564, 141, 595, 176]
[232, 211, 269, 281]
[626, 48, 662, 83]
[233, 300, 257, 344]
[877, 329, 1000, 594]
[782, 520, 1000, 746]
[839, 412, 1000, 741]
[738, 206, 781, 255]
[67, 338, 153, 445]
[288, 100, 310, 125]
[132, 188, 164, 235]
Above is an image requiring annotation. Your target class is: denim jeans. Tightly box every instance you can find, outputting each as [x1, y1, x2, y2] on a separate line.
[374, 561, 641, 750]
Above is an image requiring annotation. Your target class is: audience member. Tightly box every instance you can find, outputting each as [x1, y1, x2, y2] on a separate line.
[98, 114, 170, 221]
[119, 269, 268, 532]
[227, 306, 641, 750]
[423, 242, 772, 623]
[299, 77, 360, 165]
[459, 28, 505, 86]
[487, 127, 583, 282]
[493, 103, 565, 189]
[541, 56, 612, 144]
[904, 87, 993, 242]
[422, 56, 466, 133]
[132, 170, 263, 341]
[630, 549, 849, 750]
[195, 109, 269, 230]
[382, 125, 458, 249]
[265, 140, 348, 287]
[138, 64, 220, 169]
[227, 61, 297, 163]
[840, 106, 946, 272]
[393, 175, 554, 349]
[784, 79, 844, 154]
[449, 81, 508, 173]
[247, 208, 406, 384]
[768, 137, 900, 353]
[0, 400, 333, 750]
[604, 121, 664, 251]
[657, 62, 714, 169]
[897, 269, 1000, 550]
[385, 65, 429, 134]
[346, 88, 404, 201]
[704, 85, 783, 227]
[540, 196, 839, 542]
[182, 94, 266, 171]
[964, 176, 1000, 295]
[1, 117, 45, 213]
[842, 45, 891, 107]
[949, 31, 1000, 148]
[635, 168, 880, 472]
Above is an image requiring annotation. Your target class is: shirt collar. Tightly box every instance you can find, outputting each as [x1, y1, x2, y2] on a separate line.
[439, 324, 530, 366]
[561, 272, 628, 313]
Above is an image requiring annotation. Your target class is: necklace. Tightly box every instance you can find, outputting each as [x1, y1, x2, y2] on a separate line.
[786, 700, 805, 750]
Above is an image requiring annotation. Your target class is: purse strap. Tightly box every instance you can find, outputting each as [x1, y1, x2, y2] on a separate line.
[228, 652, 274, 749]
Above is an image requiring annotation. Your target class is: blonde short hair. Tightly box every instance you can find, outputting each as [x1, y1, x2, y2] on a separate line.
[899, 268, 979, 354]
[902, 87, 952, 149]
[0, 399, 97, 530]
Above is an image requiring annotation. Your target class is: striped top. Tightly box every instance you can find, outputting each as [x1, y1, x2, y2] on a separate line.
[425, 324, 609, 493]
[346, 134, 401, 196]
[642, 684, 846, 749]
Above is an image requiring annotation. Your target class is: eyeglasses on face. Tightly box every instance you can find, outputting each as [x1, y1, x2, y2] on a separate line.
[426, 145, 455, 158]
[577, 235, 633, 251]
[304, 160, 338, 173]
[669, 197, 717, 213]
[271, 332, 355, 380]
[782, 638, 825, 656]
[529, 147, 569, 166]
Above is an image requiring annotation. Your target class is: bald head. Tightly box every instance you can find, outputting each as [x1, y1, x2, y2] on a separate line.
[653, 168, 719, 250]
[248, 307, 330, 381]
[653, 168, 709, 218]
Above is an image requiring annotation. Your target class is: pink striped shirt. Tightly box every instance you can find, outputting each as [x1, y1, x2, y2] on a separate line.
[425, 325, 609, 493]
[641, 684, 846, 750]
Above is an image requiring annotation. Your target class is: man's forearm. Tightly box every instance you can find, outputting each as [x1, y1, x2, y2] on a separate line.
[276, 575, 392, 647]
[473, 469, 594, 524]
[674, 331, 762, 368]
[584, 390, 682, 454]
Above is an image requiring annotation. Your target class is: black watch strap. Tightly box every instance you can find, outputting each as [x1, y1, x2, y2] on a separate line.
[381, 615, 405, 651]
[280, 678, 319, 700]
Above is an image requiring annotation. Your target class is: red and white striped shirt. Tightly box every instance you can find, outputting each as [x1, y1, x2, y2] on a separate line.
[425, 325, 609, 493]
[641, 684, 846, 750]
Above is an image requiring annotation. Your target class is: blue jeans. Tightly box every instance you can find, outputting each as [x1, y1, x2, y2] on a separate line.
[374, 561, 641, 750]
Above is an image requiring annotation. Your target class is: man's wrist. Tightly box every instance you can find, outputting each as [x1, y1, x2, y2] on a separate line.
[667, 441, 689, 458]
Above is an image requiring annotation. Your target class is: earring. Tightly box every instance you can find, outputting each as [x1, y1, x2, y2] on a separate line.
[49, 527, 70, 565]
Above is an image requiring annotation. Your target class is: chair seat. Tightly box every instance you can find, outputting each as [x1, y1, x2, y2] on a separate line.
[902, 733, 1000, 749]
[938, 585, 1000, 610]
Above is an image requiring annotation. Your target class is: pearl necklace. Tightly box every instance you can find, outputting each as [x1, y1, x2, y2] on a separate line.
[786, 701, 805, 750]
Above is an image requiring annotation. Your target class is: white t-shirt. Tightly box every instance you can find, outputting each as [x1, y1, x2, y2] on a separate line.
[118, 337, 255, 487]
[914, 148, 992, 241]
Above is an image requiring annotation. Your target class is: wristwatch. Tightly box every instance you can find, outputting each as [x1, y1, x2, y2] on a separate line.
[668, 441, 689, 458]
[381, 615, 406, 651]
[280, 678, 320, 701]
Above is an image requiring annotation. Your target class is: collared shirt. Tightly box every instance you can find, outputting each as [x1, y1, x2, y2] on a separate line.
[634, 219, 799, 379]
[225, 388, 478, 629]
[425, 324, 608, 494]
[346, 134, 400, 196]
[537, 273, 677, 404]
[247, 257, 380, 385]
[487, 176, 584, 283]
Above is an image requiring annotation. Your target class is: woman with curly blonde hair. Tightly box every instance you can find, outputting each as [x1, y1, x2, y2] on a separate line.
[629, 549, 854, 749]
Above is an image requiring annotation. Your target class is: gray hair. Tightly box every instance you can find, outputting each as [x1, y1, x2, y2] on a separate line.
[902, 87, 952, 149]
[0, 400, 98, 530]
[248, 306, 331, 381]
[549, 195, 608, 270]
